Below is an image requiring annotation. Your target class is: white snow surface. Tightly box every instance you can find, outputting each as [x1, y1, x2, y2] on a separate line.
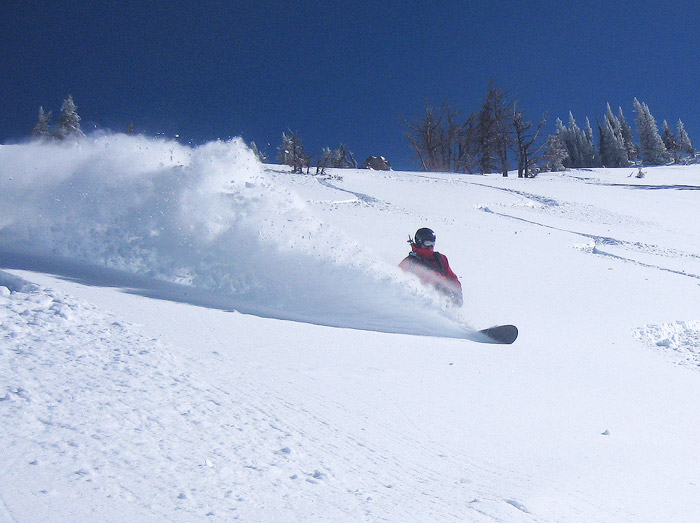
[1, 135, 700, 521]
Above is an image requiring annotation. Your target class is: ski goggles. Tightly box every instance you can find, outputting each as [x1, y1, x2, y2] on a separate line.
[421, 240, 435, 248]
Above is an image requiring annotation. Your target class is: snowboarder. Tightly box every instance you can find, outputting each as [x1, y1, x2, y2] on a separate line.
[399, 228, 463, 306]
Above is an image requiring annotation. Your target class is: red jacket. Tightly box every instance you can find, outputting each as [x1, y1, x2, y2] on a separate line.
[399, 245, 463, 306]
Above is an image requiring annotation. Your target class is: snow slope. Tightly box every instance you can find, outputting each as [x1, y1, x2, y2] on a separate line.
[2, 135, 700, 521]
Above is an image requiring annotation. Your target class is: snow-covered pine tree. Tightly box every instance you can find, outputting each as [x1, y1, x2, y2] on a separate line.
[581, 117, 598, 167]
[598, 118, 613, 167]
[661, 120, 678, 161]
[677, 119, 694, 156]
[331, 143, 357, 168]
[556, 115, 576, 167]
[564, 113, 582, 167]
[557, 113, 597, 168]
[316, 143, 358, 174]
[633, 98, 668, 165]
[540, 133, 568, 172]
[617, 107, 637, 162]
[605, 104, 620, 134]
[249, 141, 268, 163]
[554, 118, 569, 161]
[601, 119, 628, 167]
[32, 106, 52, 138]
[598, 118, 622, 167]
[56, 95, 84, 140]
[277, 131, 309, 173]
[599, 105, 628, 167]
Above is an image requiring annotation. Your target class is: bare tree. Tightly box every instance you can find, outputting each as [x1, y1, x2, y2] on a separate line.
[404, 101, 472, 172]
[317, 148, 332, 175]
[512, 105, 547, 178]
[451, 114, 479, 173]
[404, 102, 448, 172]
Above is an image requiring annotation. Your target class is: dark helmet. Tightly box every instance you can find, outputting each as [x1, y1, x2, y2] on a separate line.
[413, 227, 436, 248]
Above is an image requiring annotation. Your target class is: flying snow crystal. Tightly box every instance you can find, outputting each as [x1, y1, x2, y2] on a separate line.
[0, 134, 473, 338]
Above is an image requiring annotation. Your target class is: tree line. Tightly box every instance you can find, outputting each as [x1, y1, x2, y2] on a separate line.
[271, 132, 391, 174]
[272, 132, 359, 174]
[548, 100, 694, 171]
[29, 97, 384, 174]
[30, 91, 696, 176]
[405, 85, 696, 177]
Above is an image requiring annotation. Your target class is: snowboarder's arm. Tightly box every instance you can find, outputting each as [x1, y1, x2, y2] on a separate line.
[437, 254, 461, 288]
[435, 254, 462, 306]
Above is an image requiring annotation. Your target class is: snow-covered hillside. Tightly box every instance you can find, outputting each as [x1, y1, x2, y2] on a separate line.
[2, 135, 700, 521]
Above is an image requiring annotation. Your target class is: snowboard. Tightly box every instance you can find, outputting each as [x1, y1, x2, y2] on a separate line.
[476, 324, 518, 344]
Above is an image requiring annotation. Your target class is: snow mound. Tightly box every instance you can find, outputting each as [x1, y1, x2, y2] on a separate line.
[0, 136, 471, 338]
[634, 320, 700, 368]
[0, 270, 38, 294]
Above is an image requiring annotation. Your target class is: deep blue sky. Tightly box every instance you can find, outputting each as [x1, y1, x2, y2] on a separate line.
[2, 0, 700, 170]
